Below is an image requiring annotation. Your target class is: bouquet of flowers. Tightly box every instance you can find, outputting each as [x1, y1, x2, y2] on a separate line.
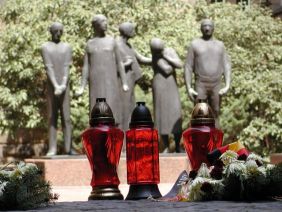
[0, 161, 58, 210]
[178, 150, 282, 201]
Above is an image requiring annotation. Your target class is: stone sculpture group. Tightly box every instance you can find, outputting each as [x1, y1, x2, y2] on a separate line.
[41, 15, 231, 156]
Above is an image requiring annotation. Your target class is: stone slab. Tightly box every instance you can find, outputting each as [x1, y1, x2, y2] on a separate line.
[25, 153, 191, 186]
[18, 200, 282, 212]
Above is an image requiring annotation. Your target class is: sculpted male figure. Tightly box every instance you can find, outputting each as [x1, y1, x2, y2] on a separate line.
[116, 22, 151, 130]
[41, 22, 72, 156]
[184, 19, 231, 127]
[76, 15, 128, 125]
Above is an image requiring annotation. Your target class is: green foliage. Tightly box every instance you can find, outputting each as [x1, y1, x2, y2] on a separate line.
[0, 0, 281, 155]
[266, 162, 282, 196]
[183, 152, 282, 201]
[0, 162, 57, 210]
[206, 3, 282, 155]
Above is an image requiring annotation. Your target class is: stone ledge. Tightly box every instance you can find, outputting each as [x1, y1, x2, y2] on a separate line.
[25, 154, 191, 186]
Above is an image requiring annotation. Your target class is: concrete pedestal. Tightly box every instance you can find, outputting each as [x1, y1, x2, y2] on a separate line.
[25, 153, 191, 186]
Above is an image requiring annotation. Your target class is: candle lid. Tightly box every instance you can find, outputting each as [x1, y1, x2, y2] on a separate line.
[190, 100, 215, 126]
[89, 98, 115, 126]
[129, 102, 154, 128]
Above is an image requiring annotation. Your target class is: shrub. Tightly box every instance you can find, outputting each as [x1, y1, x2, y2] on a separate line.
[0, 0, 281, 155]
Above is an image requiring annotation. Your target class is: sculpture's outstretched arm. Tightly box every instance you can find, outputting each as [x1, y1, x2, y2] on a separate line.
[134, 49, 152, 65]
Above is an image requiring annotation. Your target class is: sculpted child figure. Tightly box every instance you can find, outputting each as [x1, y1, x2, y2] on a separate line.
[116, 22, 151, 131]
[76, 15, 129, 126]
[184, 19, 231, 127]
[41, 22, 72, 156]
[150, 38, 183, 153]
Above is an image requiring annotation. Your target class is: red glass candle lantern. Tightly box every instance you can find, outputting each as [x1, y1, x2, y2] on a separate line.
[82, 98, 124, 200]
[182, 101, 223, 171]
[125, 102, 162, 200]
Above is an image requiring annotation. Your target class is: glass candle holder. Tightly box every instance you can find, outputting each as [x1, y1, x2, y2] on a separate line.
[183, 101, 223, 170]
[125, 102, 161, 200]
[126, 127, 159, 185]
[82, 98, 124, 200]
[83, 125, 123, 187]
[183, 126, 223, 170]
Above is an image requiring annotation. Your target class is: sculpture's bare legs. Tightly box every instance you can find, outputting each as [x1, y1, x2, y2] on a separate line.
[210, 84, 221, 128]
[47, 94, 58, 156]
[174, 133, 182, 153]
[161, 134, 169, 153]
[195, 79, 221, 128]
[47, 89, 72, 156]
[161, 133, 182, 153]
[60, 89, 72, 154]
[195, 79, 208, 101]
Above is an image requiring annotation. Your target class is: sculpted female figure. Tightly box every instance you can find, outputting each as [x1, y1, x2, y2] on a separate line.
[150, 38, 183, 153]
[116, 22, 151, 130]
[76, 15, 128, 126]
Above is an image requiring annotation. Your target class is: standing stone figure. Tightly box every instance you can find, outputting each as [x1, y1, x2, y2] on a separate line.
[76, 15, 129, 125]
[150, 38, 183, 153]
[116, 22, 151, 130]
[184, 19, 231, 127]
[41, 22, 72, 156]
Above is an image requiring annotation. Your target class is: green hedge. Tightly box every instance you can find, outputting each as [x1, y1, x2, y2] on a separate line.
[0, 0, 281, 155]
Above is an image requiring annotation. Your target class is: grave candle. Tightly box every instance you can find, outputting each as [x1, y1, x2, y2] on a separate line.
[182, 100, 223, 170]
[82, 98, 124, 200]
[125, 102, 162, 200]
